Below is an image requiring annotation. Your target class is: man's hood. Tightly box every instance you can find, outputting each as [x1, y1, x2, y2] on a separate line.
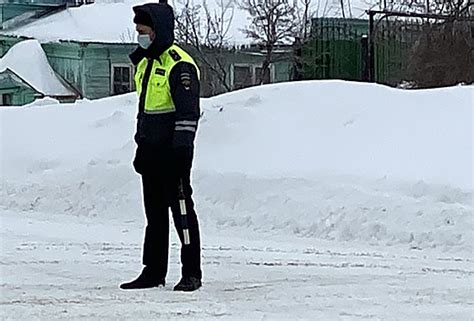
[133, 2, 175, 58]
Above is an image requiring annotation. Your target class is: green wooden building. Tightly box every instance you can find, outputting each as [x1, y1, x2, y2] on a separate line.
[0, 69, 38, 105]
[191, 45, 292, 97]
[0, 0, 139, 105]
[0, 38, 80, 105]
[0, 36, 135, 105]
[0, 0, 292, 106]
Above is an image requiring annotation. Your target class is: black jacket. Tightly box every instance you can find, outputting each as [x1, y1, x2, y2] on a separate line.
[130, 3, 200, 174]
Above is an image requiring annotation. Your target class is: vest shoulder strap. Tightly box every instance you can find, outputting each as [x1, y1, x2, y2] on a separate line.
[166, 45, 200, 79]
[168, 48, 182, 62]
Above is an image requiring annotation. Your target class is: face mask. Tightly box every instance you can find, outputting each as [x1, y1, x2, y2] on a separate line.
[137, 34, 152, 49]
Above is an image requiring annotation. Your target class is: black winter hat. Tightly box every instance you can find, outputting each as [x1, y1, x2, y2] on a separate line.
[133, 10, 153, 28]
[130, 2, 175, 61]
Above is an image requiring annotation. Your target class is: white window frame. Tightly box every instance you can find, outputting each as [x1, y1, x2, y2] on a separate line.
[110, 63, 134, 95]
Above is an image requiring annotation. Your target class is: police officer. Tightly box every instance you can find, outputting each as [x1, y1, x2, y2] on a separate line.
[120, 1, 202, 292]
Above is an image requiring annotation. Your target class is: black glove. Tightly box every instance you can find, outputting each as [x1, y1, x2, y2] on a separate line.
[132, 145, 148, 175]
[133, 143, 161, 175]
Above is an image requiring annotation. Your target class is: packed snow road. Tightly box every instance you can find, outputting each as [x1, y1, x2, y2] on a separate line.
[1, 209, 472, 320]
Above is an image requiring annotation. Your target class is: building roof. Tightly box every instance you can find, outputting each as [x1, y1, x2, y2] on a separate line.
[0, 39, 77, 96]
[0, 0, 373, 45]
[1, 1, 142, 44]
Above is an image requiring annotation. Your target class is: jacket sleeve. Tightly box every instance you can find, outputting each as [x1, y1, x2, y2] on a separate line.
[169, 61, 201, 150]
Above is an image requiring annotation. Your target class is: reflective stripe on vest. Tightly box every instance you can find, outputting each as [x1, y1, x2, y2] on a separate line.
[134, 44, 199, 114]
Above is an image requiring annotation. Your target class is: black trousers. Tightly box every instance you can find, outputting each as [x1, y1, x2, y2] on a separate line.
[140, 158, 202, 280]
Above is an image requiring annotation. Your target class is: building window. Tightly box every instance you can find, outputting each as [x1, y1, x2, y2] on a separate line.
[111, 65, 133, 95]
[1, 93, 12, 106]
[231, 64, 274, 90]
[233, 65, 253, 90]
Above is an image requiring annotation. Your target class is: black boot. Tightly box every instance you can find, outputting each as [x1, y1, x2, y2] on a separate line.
[173, 276, 202, 292]
[120, 267, 165, 290]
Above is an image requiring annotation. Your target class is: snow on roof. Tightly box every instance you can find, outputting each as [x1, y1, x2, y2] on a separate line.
[0, 0, 373, 45]
[0, 40, 77, 96]
[2, 1, 143, 44]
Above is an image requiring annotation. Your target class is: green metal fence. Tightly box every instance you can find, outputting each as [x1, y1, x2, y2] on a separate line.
[371, 21, 424, 85]
[302, 18, 423, 86]
[302, 19, 367, 81]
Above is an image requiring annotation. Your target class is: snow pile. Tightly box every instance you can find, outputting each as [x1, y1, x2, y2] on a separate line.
[23, 97, 60, 107]
[198, 81, 473, 189]
[0, 40, 76, 96]
[0, 81, 472, 253]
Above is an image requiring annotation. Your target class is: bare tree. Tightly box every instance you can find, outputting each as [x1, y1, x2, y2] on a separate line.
[374, 0, 473, 87]
[203, 0, 234, 47]
[119, 27, 135, 43]
[174, 0, 235, 94]
[407, 20, 472, 87]
[380, 0, 472, 15]
[290, 0, 316, 81]
[240, 0, 299, 84]
[174, 0, 202, 46]
[200, 0, 235, 93]
[433, 0, 472, 16]
[296, 0, 313, 40]
[340, 0, 346, 17]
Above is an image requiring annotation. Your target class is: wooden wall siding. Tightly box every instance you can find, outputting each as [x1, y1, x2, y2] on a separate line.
[107, 45, 135, 64]
[1, 40, 135, 100]
[42, 43, 84, 95]
[274, 60, 291, 82]
[0, 80, 37, 106]
[12, 87, 36, 105]
[49, 55, 83, 93]
[191, 48, 292, 96]
[0, 3, 67, 25]
[81, 44, 135, 99]
[7, 0, 68, 5]
[0, 87, 36, 105]
[0, 5, 35, 23]
[0, 35, 292, 100]
[83, 58, 110, 98]
[43, 42, 135, 99]
[0, 36, 23, 56]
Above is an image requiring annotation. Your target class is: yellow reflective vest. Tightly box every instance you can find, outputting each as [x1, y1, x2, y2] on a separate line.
[134, 44, 199, 114]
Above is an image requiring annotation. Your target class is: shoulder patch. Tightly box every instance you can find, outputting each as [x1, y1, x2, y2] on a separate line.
[169, 49, 182, 62]
[181, 72, 192, 90]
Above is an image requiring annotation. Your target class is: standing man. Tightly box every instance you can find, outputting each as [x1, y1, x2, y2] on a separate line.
[120, 1, 202, 292]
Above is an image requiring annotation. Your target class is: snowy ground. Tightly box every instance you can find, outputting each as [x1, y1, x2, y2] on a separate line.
[1, 209, 472, 320]
[1, 81, 473, 319]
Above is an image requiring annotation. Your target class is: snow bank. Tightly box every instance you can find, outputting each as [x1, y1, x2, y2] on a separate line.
[0, 81, 472, 253]
[0, 40, 76, 96]
[198, 81, 473, 189]
[23, 97, 60, 107]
